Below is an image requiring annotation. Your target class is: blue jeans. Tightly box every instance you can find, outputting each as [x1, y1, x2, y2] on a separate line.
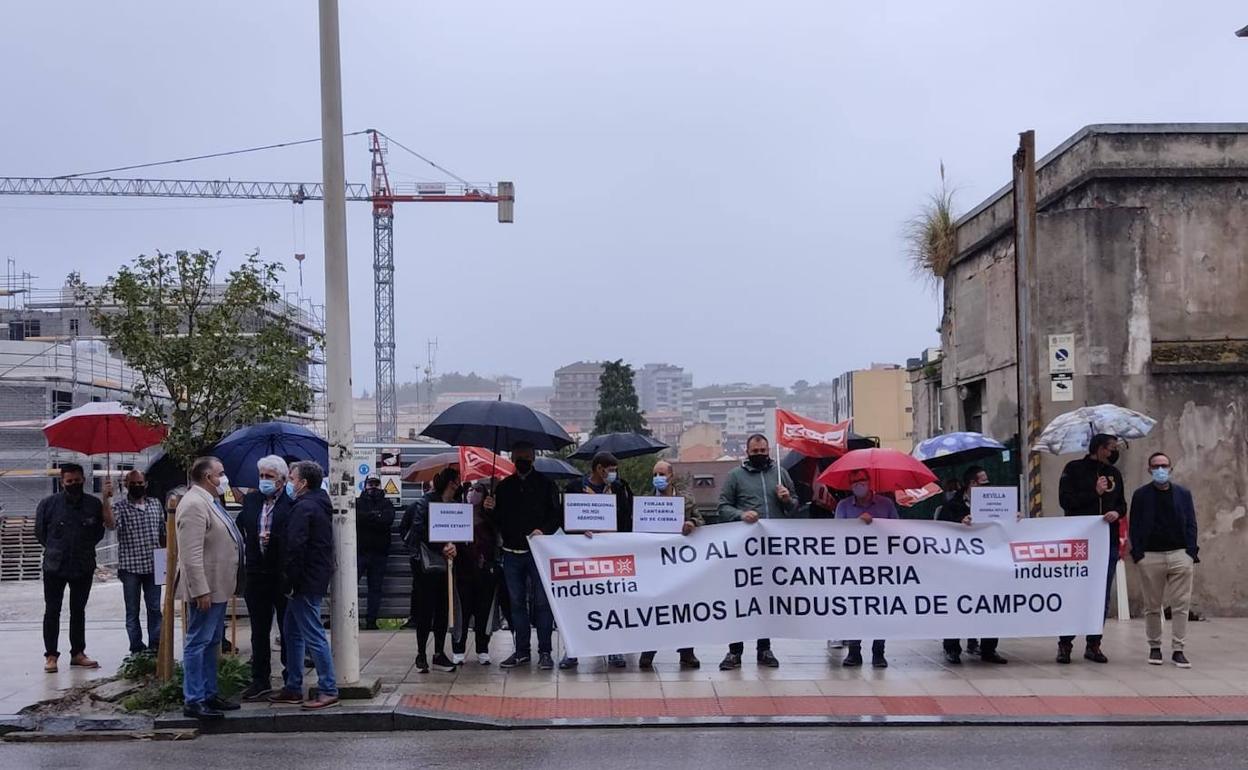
[183, 601, 227, 706]
[283, 593, 337, 697]
[501, 551, 553, 656]
[118, 570, 162, 653]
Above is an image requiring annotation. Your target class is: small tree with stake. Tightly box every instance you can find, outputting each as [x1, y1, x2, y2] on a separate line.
[68, 249, 319, 472]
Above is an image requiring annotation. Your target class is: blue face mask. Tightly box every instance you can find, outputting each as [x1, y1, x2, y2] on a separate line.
[606, 471, 618, 484]
[653, 475, 669, 492]
[285, 481, 297, 498]
[1151, 467, 1170, 485]
[258, 479, 277, 496]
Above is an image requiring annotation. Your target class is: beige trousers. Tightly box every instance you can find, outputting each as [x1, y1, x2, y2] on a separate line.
[1137, 549, 1195, 651]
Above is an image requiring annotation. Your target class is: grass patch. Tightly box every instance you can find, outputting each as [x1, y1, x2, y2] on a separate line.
[376, 618, 407, 631]
[119, 652, 252, 713]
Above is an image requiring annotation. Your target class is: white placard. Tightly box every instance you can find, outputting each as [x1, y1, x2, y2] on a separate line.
[633, 496, 685, 534]
[1048, 333, 1075, 374]
[970, 486, 1019, 522]
[428, 503, 474, 543]
[1050, 373, 1074, 402]
[564, 494, 618, 533]
[531, 517, 1109, 657]
[153, 547, 168, 586]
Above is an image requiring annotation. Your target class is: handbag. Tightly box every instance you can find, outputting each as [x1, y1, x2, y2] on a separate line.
[414, 541, 447, 574]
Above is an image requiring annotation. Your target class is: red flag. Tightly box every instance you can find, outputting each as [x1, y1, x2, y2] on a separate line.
[896, 482, 942, 508]
[775, 409, 850, 458]
[458, 446, 515, 482]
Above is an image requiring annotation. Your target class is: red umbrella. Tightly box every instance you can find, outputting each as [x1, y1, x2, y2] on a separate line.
[43, 401, 167, 456]
[403, 451, 459, 483]
[816, 448, 938, 493]
[402, 447, 516, 484]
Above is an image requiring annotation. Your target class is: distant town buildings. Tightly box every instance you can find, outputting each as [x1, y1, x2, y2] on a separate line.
[829, 364, 914, 452]
[645, 410, 685, 449]
[549, 360, 604, 433]
[696, 394, 777, 456]
[636, 363, 694, 425]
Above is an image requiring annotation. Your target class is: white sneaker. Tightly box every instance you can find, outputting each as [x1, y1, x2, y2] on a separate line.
[451, 653, 465, 665]
[477, 653, 491, 665]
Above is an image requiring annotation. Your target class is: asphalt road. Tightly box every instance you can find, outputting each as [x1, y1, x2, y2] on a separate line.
[4, 726, 1246, 768]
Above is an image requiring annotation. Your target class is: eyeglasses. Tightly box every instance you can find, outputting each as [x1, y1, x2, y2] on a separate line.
[1149, 463, 1171, 470]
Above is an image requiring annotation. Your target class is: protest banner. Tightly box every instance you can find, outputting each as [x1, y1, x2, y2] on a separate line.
[428, 502, 474, 543]
[971, 486, 1019, 522]
[529, 517, 1109, 657]
[633, 496, 685, 534]
[564, 493, 617, 532]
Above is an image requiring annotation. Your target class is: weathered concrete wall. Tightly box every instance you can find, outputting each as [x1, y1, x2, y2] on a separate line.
[941, 125, 1248, 616]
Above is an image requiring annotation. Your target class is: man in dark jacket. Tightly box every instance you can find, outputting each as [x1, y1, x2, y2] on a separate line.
[938, 466, 1008, 665]
[355, 474, 396, 630]
[35, 463, 108, 673]
[268, 461, 338, 710]
[235, 455, 294, 700]
[559, 452, 634, 670]
[1129, 451, 1198, 669]
[1056, 433, 1126, 665]
[483, 441, 561, 671]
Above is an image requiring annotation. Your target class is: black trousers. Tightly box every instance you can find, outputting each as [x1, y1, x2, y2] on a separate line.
[944, 638, 998, 655]
[452, 564, 499, 655]
[412, 566, 449, 656]
[846, 639, 886, 654]
[243, 574, 288, 686]
[358, 550, 388, 625]
[728, 639, 771, 655]
[43, 571, 92, 658]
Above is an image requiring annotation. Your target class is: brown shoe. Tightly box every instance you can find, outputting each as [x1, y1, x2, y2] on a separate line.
[267, 688, 304, 705]
[301, 694, 340, 711]
[44, 655, 58, 673]
[69, 654, 99, 669]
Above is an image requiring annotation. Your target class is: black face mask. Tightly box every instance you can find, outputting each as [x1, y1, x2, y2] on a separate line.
[514, 459, 533, 474]
[1107, 450, 1120, 466]
[748, 454, 770, 470]
[128, 484, 146, 498]
[64, 482, 84, 499]
[365, 486, 381, 495]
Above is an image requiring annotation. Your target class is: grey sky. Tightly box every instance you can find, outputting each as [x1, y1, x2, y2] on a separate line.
[1, 1, 1243, 393]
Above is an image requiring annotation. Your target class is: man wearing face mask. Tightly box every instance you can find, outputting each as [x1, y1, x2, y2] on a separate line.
[236, 455, 294, 701]
[35, 463, 109, 673]
[355, 474, 396, 631]
[559, 452, 634, 669]
[835, 469, 899, 668]
[174, 456, 244, 720]
[1056, 433, 1126, 665]
[1129, 452, 1198, 669]
[937, 466, 1007, 665]
[111, 469, 166, 656]
[717, 434, 800, 671]
[482, 441, 561, 671]
[640, 460, 703, 670]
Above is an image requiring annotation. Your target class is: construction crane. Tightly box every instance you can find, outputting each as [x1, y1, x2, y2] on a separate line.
[0, 129, 515, 441]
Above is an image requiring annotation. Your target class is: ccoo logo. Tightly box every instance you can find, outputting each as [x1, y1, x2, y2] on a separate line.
[1010, 539, 1090, 563]
[550, 555, 637, 581]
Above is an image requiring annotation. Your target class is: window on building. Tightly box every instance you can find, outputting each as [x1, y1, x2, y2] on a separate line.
[961, 380, 985, 434]
[69, 318, 79, 336]
[52, 390, 73, 416]
[693, 475, 715, 488]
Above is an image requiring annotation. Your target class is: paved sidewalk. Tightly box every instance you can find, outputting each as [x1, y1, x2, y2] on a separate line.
[4, 576, 1246, 727]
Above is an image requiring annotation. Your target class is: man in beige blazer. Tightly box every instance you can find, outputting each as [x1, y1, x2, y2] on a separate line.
[175, 456, 245, 720]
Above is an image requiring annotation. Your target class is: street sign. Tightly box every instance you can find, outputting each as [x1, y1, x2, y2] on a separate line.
[1048, 333, 1075, 374]
[352, 447, 375, 494]
[1050, 373, 1074, 402]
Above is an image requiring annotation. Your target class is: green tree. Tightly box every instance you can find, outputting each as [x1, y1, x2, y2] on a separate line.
[593, 359, 648, 436]
[68, 250, 318, 471]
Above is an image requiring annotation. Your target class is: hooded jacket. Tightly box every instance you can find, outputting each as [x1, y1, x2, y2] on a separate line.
[717, 458, 801, 522]
[355, 488, 397, 554]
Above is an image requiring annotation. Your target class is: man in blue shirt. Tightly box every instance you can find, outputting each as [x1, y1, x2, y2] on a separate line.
[835, 469, 897, 668]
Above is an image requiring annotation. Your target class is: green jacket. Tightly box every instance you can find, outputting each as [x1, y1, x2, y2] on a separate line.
[717, 460, 801, 521]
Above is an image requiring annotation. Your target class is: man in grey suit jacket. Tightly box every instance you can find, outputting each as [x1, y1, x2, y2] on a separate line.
[175, 456, 244, 721]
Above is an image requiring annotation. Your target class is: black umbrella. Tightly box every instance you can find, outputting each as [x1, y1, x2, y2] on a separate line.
[535, 456, 583, 481]
[420, 400, 574, 452]
[568, 432, 669, 461]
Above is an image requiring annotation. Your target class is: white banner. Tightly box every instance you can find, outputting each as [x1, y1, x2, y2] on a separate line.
[633, 496, 685, 534]
[970, 487, 1019, 523]
[564, 494, 617, 532]
[530, 518, 1109, 657]
[429, 503, 474, 543]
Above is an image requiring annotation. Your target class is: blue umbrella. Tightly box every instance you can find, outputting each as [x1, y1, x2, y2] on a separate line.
[212, 421, 329, 488]
[912, 432, 1006, 468]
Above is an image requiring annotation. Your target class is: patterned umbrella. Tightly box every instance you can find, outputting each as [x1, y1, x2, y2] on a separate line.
[912, 432, 1007, 468]
[1033, 404, 1156, 455]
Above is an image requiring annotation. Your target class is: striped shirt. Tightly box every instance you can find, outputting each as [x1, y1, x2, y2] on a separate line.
[113, 496, 166, 574]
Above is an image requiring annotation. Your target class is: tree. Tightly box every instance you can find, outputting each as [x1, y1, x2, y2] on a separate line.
[593, 359, 648, 436]
[68, 250, 319, 471]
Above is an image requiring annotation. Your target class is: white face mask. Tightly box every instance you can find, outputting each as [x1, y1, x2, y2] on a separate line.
[216, 475, 230, 496]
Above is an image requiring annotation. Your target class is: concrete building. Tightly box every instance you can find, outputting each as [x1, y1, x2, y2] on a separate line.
[646, 410, 685, 450]
[906, 348, 945, 441]
[497, 375, 522, 403]
[550, 360, 604, 433]
[636, 363, 694, 425]
[696, 394, 777, 456]
[829, 364, 914, 452]
[677, 423, 725, 462]
[935, 123, 1248, 615]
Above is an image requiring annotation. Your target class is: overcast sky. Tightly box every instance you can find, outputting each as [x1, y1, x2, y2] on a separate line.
[1, 1, 1243, 393]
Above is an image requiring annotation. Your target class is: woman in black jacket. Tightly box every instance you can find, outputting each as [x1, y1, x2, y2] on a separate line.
[399, 468, 460, 674]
